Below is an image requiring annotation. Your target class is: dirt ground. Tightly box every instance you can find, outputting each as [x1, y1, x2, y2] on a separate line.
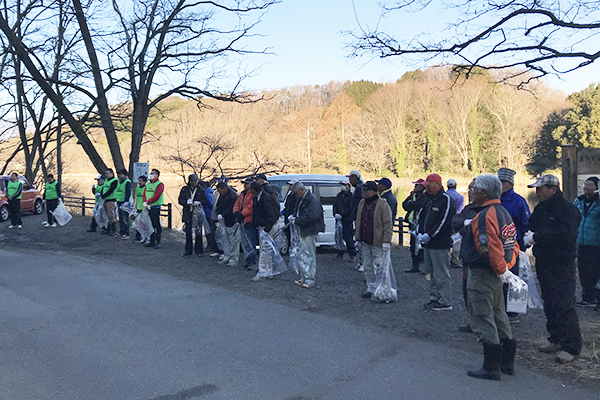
[2, 212, 599, 390]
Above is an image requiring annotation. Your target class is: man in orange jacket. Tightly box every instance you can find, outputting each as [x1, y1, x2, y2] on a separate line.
[234, 177, 257, 269]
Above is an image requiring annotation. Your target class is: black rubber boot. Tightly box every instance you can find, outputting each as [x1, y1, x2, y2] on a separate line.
[500, 338, 517, 375]
[468, 342, 502, 381]
[405, 258, 421, 273]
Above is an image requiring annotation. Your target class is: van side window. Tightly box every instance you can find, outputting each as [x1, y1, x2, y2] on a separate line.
[318, 184, 339, 206]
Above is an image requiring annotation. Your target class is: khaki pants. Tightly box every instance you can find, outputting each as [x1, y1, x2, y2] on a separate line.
[105, 200, 117, 223]
[468, 268, 512, 345]
[223, 223, 241, 265]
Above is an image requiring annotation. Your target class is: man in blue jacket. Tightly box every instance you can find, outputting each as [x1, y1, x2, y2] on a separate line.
[574, 176, 600, 310]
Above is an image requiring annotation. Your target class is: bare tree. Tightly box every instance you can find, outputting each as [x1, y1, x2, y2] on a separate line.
[348, 0, 600, 84]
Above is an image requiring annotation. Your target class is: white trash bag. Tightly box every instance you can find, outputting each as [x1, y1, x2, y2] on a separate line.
[333, 219, 345, 251]
[371, 249, 398, 303]
[257, 228, 288, 278]
[51, 199, 72, 226]
[131, 208, 154, 242]
[506, 276, 529, 314]
[93, 198, 109, 229]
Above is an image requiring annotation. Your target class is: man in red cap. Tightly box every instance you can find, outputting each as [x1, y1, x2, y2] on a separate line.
[402, 178, 427, 273]
[418, 173, 456, 311]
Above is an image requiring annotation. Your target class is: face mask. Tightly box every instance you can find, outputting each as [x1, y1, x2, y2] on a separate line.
[148, 174, 155, 180]
[340, 185, 349, 192]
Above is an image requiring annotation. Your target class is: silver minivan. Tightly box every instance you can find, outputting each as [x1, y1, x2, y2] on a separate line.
[268, 174, 347, 247]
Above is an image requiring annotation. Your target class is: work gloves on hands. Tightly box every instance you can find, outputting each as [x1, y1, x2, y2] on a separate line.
[417, 233, 431, 245]
[334, 213, 342, 221]
[498, 269, 519, 285]
[523, 230, 535, 246]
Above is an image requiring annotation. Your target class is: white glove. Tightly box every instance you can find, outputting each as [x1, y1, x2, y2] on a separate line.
[382, 243, 391, 251]
[288, 216, 296, 223]
[420, 233, 431, 245]
[524, 231, 535, 246]
[464, 219, 472, 226]
[193, 201, 201, 206]
[95, 192, 101, 197]
[187, 198, 193, 205]
[143, 201, 149, 209]
[498, 269, 517, 284]
[334, 213, 342, 220]
[218, 214, 223, 220]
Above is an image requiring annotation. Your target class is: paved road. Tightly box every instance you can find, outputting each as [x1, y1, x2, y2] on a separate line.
[0, 249, 595, 400]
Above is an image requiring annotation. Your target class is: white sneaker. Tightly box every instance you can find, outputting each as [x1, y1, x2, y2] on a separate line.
[42, 221, 49, 226]
[17, 225, 22, 229]
[8, 225, 14, 229]
[226, 260, 237, 267]
[51, 223, 57, 228]
[219, 254, 225, 261]
[209, 252, 220, 258]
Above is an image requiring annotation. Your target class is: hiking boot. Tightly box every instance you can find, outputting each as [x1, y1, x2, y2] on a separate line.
[423, 300, 440, 309]
[555, 351, 575, 364]
[538, 343, 561, 353]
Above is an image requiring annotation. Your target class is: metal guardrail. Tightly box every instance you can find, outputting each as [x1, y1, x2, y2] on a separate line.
[61, 196, 173, 229]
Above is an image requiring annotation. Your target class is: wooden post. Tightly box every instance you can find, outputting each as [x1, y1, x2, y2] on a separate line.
[82, 197, 86, 216]
[561, 145, 578, 202]
[167, 203, 172, 229]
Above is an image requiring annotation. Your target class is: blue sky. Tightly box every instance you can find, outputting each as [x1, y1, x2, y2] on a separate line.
[238, 0, 600, 94]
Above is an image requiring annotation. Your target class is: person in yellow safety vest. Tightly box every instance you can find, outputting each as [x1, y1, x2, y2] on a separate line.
[115, 168, 132, 240]
[6, 172, 23, 228]
[132, 175, 147, 243]
[87, 175, 105, 233]
[100, 168, 118, 235]
[143, 168, 164, 248]
[43, 174, 61, 227]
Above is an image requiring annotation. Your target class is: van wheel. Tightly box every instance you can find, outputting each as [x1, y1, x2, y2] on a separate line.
[34, 199, 43, 215]
[0, 205, 8, 221]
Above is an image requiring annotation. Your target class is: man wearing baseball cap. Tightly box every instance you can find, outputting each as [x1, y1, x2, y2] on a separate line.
[526, 174, 582, 364]
[418, 173, 456, 311]
[376, 177, 397, 223]
[446, 179, 464, 214]
[402, 178, 427, 273]
[346, 170, 363, 221]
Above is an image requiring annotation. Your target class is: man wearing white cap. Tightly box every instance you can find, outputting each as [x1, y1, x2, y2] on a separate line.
[333, 178, 357, 261]
[526, 174, 582, 364]
[346, 170, 363, 221]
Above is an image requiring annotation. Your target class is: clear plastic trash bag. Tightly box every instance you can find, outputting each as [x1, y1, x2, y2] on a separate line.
[517, 251, 542, 308]
[195, 206, 211, 235]
[215, 215, 231, 254]
[93, 199, 109, 229]
[355, 241, 364, 270]
[333, 219, 345, 251]
[257, 228, 288, 278]
[131, 208, 154, 241]
[451, 232, 462, 252]
[371, 249, 398, 303]
[271, 216, 286, 251]
[289, 221, 310, 275]
[51, 199, 72, 226]
[409, 230, 421, 255]
[239, 226, 256, 259]
[120, 197, 136, 215]
[506, 276, 529, 314]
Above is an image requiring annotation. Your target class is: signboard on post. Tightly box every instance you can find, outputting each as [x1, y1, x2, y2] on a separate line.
[133, 162, 150, 181]
[561, 145, 600, 201]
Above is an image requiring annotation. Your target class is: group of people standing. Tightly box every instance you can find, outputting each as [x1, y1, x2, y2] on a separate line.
[401, 167, 591, 381]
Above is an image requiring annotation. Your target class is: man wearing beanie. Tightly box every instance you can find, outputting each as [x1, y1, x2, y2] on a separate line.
[574, 176, 600, 310]
[498, 167, 531, 323]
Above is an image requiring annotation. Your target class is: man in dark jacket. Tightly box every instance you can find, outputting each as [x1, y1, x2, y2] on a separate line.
[377, 177, 397, 223]
[215, 182, 240, 267]
[333, 179, 356, 260]
[289, 182, 325, 288]
[418, 173, 456, 311]
[250, 181, 280, 280]
[178, 174, 208, 257]
[402, 178, 427, 273]
[347, 170, 363, 220]
[527, 174, 582, 364]
[6, 172, 23, 228]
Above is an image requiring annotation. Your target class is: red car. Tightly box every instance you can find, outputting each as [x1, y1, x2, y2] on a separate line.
[0, 175, 44, 221]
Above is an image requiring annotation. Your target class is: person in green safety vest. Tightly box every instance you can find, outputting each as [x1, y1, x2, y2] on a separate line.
[116, 168, 132, 240]
[401, 178, 427, 273]
[100, 168, 119, 235]
[143, 168, 164, 248]
[6, 172, 23, 228]
[43, 174, 61, 227]
[132, 175, 147, 243]
[87, 175, 105, 232]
